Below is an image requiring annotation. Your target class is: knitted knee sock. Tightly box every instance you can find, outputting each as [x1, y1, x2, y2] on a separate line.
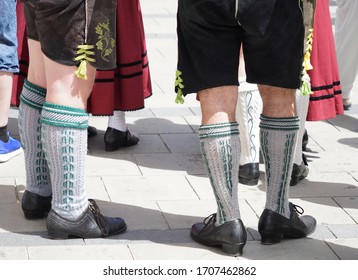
[41, 102, 89, 220]
[18, 79, 52, 197]
[108, 110, 126, 131]
[294, 91, 309, 165]
[236, 83, 262, 165]
[260, 115, 299, 218]
[199, 122, 241, 225]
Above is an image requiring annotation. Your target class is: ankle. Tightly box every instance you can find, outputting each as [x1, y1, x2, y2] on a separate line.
[0, 126, 9, 142]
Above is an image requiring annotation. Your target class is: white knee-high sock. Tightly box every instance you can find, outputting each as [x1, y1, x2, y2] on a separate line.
[41, 102, 89, 220]
[199, 122, 241, 224]
[294, 90, 309, 165]
[260, 115, 299, 218]
[18, 80, 52, 197]
[236, 82, 262, 165]
[108, 110, 126, 131]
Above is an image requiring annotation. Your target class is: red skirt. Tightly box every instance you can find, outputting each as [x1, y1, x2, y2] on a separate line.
[12, 0, 152, 115]
[11, 1, 28, 108]
[306, 0, 343, 121]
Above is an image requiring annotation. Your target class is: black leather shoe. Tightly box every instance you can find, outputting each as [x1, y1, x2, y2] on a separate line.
[290, 163, 309, 186]
[343, 98, 352, 111]
[258, 203, 316, 245]
[302, 129, 308, 151]
[104, 127, 139, 151]
[239, 163, 259, 185]
[87, 126, 97, 138]
[21, 190, 52, 219]
[190, 214, 247, 255]
[47, 199, 127, 239]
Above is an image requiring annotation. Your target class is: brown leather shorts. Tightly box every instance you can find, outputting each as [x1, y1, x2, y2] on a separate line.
[23, 0, 117, 70]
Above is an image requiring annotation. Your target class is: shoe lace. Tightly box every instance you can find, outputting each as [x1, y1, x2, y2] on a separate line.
[291, 204, 304, 215]
[199, 213, 217, 233]
[302, 153, 308, 166]
[89, 199, 109, 236]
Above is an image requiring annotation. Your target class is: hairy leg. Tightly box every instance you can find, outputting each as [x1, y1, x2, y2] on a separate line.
[198, 86, 241, 223]
[259, 85, 296, 117]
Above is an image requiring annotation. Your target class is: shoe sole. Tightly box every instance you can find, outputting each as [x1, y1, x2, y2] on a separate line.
[239, 177, 259, 186]
[260, 231, 283, 245]
[343, 105, 351, 110]
[193, 239, 246, 255]
[48, 224, 127, 239]
[105, 142, 139, 152]
[23, 210, 49, 220]
[0, 147, 23, 163]
[260, 230, 311, 245]
[222, 242, 245, 255]
[191, 234, 246, 255]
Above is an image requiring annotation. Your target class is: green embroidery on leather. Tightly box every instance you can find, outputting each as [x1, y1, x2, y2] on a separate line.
[95, 19, 115, 62]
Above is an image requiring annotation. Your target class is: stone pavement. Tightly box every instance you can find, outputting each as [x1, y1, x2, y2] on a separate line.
[1, 0, 357, 260]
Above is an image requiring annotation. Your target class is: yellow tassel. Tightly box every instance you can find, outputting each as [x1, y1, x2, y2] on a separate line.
[75, 60, 88, 80]
[303, 52, 313, 71]
[300, 27, 314, 96]
[73, 44, 95, 80]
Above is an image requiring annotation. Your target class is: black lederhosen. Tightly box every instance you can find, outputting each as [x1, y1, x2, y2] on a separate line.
[176, 0, 305, 95]
[22, 0, 117, 70]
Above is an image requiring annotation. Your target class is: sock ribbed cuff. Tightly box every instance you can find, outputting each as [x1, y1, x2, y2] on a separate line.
[199, 122, 239, 139]
[41, 102, 88, 129]
[259, 115, 299, 131]
[19, 79, 46, 111]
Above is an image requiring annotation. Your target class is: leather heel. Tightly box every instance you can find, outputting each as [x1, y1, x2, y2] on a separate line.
[222, 243, 245, 255]
[47, 230, 69, 240]
[239, 163, 260, 186]
[239, 177, 258, 186]
[23, 211, 46, 220]
[260, 231, 283, 245]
